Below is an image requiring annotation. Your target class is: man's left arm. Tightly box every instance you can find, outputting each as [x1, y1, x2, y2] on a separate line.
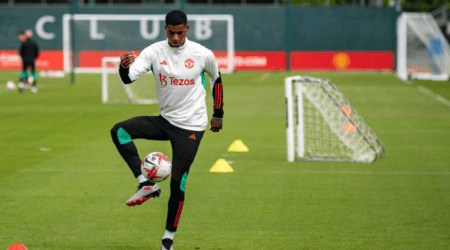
[205, 51, 224, 132]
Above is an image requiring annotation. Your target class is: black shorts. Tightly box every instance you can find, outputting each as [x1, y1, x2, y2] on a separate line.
[22, 61, 35, 72]
[115, 115, 204, 182]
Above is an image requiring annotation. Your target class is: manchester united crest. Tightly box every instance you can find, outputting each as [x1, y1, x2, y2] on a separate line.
[185, 59, 194, 69]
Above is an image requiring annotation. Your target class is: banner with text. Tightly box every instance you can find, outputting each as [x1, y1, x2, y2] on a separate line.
[0, 50, 286, 71]
[290, 51, 394, 71]
[0, 50, 64, 70]
[1, 50, 394, 71]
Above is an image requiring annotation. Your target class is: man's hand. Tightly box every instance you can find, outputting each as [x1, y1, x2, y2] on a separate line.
[120, 51, 137, 68]
[210, 118, 223, 132]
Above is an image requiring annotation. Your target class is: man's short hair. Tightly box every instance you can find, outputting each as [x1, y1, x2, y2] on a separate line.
[165, 10, 187, 26]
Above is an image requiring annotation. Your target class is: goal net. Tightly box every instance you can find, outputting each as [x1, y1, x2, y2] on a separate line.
[102, 57, 157, 104]
[285, 76, 384, 163]
[397, 12, 450, 81]
[63, 14, 234, 74]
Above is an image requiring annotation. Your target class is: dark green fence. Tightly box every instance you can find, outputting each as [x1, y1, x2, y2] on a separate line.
[0, 6, 397, 51]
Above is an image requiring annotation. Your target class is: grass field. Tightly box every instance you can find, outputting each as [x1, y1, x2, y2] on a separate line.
[1, 71, 449, 250]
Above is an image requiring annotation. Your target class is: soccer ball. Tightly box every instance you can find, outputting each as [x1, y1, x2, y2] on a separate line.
[6, 81, 15, 90]
[28, 76, 34, 84]
[141, 152, 172, 182]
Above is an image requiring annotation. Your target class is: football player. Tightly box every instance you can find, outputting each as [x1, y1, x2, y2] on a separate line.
[110, 10, 224, 250]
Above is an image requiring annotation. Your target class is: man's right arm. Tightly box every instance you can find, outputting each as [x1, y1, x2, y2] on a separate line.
[119, 65, 132, 84]
[19, 43, 24, 59]
[119, 49, 152, 84]
[119, 51, 136, 84]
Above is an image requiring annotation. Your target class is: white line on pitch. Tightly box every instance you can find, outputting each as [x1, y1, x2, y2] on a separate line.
[17, 169, 129, 172]
[417, 85, 450, 108]
[16, 168, 450, 176]
[268, 170, 450, 176]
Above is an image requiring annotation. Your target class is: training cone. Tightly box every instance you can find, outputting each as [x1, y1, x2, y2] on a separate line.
[7, 243, 28, 250]
[210, 158, 234, 173]
[342, 121, 356, 132]
[227, 139, 249, 152]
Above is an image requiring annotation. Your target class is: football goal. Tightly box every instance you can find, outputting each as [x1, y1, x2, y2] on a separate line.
[102, 57, 157, 105]
[63, 14, 235, 74]
[397, 12, 450, 81]
[285, 76, 384, 163]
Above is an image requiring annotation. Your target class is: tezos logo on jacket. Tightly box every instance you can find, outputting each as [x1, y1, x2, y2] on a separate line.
[159, 73, 195, 86]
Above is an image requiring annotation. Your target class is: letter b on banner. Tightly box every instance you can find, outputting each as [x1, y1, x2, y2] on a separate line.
[195, 19, 212, 40]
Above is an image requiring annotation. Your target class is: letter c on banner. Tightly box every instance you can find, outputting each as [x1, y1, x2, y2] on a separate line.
[35, 15, 55, 40]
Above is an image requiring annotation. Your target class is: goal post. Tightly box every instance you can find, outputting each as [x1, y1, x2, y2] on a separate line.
[285, 76, 384, 163]
[397, 12, 450, 81]
[102, 57, 158, 105]
[63, 14, 235, 74]
[285, 75, 305, 162]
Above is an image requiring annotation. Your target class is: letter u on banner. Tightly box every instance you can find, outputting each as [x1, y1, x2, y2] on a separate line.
[140, 19, 160, 40]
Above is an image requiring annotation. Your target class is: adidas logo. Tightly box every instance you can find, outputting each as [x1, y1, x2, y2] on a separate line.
[160, 60, 167, 65]
[189, 134, 196, 140]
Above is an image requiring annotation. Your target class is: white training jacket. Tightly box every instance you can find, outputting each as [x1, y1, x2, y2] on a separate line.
[127, 38, 220, 132]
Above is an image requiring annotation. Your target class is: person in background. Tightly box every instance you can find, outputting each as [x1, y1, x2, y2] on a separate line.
[18, 29, 39, 93]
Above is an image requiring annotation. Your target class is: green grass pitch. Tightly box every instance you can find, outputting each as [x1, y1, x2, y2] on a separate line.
[0, 71, 449, 250]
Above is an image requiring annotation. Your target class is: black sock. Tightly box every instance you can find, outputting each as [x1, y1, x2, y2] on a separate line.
[165, 181, 185, 232]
